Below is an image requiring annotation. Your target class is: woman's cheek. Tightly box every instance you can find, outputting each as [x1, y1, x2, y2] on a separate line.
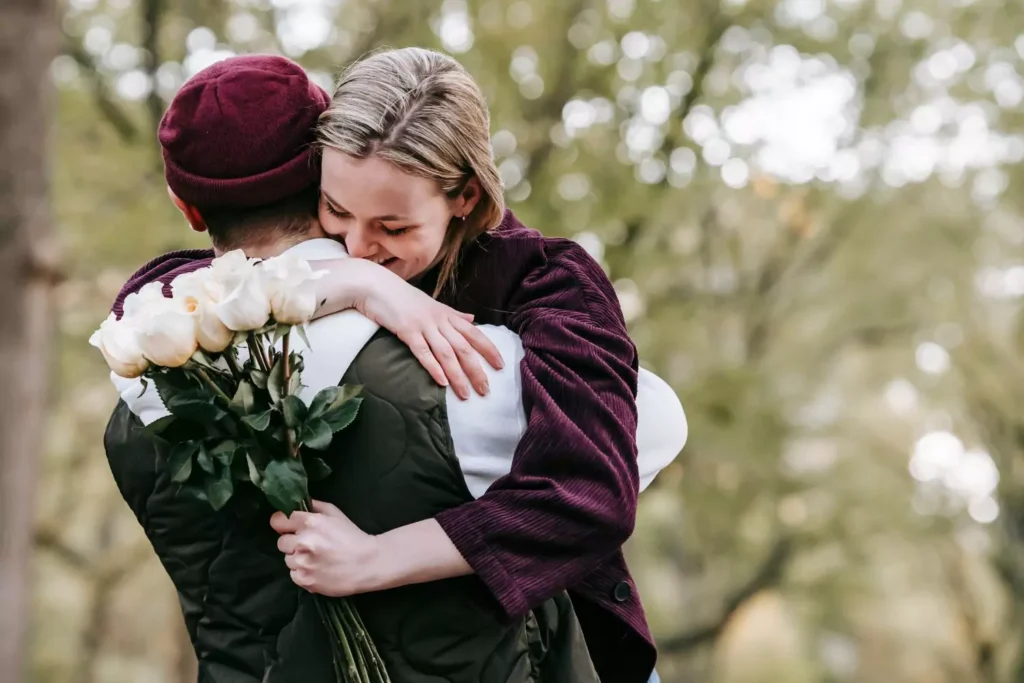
[318, 209, 344, 237]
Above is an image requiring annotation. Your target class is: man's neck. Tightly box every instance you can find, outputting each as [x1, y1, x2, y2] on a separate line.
[214, 235, 319, 259]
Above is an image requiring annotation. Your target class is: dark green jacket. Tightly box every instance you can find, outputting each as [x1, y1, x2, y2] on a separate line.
[105, 332, 599, 682]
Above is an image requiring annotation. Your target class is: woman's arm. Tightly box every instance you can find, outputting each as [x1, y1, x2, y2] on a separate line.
[275, 241, 640, 617]
[310, 257, 504, 399]
[272, 505, 470, 597]
[113, 250, 503, 399]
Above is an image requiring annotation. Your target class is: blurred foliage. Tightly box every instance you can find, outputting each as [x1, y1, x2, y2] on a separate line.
[35, 0, 1024, 682]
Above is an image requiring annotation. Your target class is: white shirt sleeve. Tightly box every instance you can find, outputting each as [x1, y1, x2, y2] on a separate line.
[635, 367, 687, 491]
[445, 326, 528, 498]
[110, 372, 171, 426]
[447, 326, 687, 498]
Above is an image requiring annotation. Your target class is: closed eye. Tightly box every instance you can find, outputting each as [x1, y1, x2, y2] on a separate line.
[323, 202, 350, 219]
[381, 225, 411, 237]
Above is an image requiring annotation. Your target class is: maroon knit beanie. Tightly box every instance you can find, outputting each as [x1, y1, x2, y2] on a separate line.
[159, 55, 330, 208]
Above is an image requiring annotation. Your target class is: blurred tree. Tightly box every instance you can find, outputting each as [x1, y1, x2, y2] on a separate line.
[0, 0, 59, 681]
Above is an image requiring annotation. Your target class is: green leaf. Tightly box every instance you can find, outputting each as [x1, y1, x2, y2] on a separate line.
[267, 355, 287, 404]
[197, 444, 216, 474]
[260, 458, 309, 515]
[153, 374, 189, 411]
[204, 468, 234, 511]
[301, 419, 333, 450]
[288, 358, 303, 396]
[242, 409, 273, 432]
[282, 395, 307, 429]
[250, 369, 268, 390]
[271, 425, 287, 443]
[255, 321, 277, 337]
[178, 483, 208, 503]
[307, 386, 341, 421]
[322, 396, 363, 433]
[231, 381, 255, 414]
[304, 455, 332, 482]
[142, 414, 177, 436]
[190, 349, 218, 369]
[167, 390, 227, 423]
[295, 324, 311, 351]
[208, 440, 237, 466]
[273, 323, 291, 345]
[246, 454, 262, 486]
[335, 384, 362, 410]
[168, 442, 197, 483]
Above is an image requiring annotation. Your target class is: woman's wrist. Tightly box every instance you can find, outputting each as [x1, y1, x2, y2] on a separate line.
[368, 518, 473, 591]
[311, 258, 370, 318]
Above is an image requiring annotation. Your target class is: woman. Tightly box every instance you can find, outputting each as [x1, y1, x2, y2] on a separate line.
[270, 47, 659, 683]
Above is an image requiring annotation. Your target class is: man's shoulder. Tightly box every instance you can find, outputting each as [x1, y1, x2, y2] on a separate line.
[113, 249, 215, 318]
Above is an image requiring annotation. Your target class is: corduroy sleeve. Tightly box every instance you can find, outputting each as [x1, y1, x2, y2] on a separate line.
[435, 241, 640, 619]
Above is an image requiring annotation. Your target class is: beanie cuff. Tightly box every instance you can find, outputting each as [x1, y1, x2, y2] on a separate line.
[163, 145, 322, 208]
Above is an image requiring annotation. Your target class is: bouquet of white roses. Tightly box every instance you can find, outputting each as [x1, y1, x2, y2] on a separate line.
[91, 250, 390, 683]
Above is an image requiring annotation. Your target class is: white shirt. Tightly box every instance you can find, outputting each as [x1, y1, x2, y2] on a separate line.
[112, 238, 687, 497]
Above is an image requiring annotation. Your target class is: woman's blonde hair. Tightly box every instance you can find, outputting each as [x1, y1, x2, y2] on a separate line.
[316, 47, 505, 295]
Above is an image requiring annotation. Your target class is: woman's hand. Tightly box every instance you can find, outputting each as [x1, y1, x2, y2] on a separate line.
[271, 500, 380, 597]
[271, 501, 473, 596]
[312, 258, 503, 399]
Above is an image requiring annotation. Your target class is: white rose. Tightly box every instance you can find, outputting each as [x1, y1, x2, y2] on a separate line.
[122, 281, 167, 318]
[261, 253, 326, 325]
[173, 269, 233, 353]
[133, 294, 199, 368]
[89, 313, 149, 378]
[208, 250, 271, 331]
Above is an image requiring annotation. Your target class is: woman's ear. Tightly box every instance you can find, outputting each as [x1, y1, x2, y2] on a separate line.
[454, 176, 483, 219]
[167, 186, 208, 233]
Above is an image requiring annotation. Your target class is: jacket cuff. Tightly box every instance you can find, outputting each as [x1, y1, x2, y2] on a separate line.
[435, 507, 531, 620]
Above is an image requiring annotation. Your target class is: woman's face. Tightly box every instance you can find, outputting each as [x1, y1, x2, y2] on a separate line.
[319, 149, 476, 282]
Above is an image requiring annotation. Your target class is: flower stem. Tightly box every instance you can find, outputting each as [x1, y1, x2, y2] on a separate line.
[282, 331, 291, 381]
[312, 596, 347, 681]
[329, 601, 361, 682]
[193, 366, 232, 404]
[340, 600, 386, 683]
[281, 330, 299, 459]
[247, 332, 270, 373]
[223, 348, 243, 381]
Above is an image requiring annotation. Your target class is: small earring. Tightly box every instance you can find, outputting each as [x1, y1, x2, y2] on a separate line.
[461, 215, 467, 221]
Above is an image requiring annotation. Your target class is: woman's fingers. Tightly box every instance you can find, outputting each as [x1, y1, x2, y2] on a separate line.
[290, 569, 313, 590]
[270, 510, 308, 534]
[450, 316, 504, 371]
[277, 533, 298, 554]
[424, 328, 471, 399]
[401, 331, 449, 389]
[441, 322, 490, 397]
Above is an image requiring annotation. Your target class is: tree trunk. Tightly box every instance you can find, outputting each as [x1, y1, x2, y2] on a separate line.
[0, 0, 59, 680]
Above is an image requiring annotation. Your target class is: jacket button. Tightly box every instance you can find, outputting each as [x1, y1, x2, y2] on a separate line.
[612, 581, 631, 603]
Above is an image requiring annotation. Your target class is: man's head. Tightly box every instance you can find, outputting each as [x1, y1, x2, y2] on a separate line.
[159, 55, 331, 255]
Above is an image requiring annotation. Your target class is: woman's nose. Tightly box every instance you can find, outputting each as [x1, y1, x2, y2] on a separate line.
[344, 228, 375, 259]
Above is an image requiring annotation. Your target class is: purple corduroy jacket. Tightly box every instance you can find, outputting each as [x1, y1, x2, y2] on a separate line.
[112, 211, 656, 683]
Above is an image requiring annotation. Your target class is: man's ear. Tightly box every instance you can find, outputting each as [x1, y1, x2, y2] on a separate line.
[167, 186, 208, 233]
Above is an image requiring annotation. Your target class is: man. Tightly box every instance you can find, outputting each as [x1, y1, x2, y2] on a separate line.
[104, 55, 685, 682]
